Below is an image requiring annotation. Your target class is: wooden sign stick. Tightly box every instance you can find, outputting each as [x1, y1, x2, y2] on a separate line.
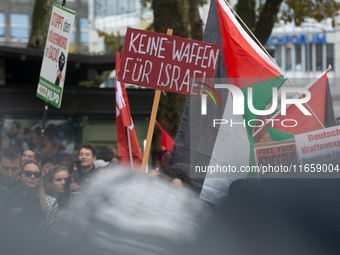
[141, 28, 173, 173]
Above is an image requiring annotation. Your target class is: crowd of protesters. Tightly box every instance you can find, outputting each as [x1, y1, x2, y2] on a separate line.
[7, 140, 331, 255]
[0, 144, 100, 233]
[2, 136, 338, 255]
[0, 139, 201, 255]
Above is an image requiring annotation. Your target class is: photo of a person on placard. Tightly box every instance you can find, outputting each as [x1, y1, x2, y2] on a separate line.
[55, 52, 65, 86]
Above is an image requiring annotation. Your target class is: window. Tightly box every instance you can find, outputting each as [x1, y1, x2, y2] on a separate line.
[316, 44, 322, 71]
[95, 0, 104, 17]
[71, 32, 76, 43]
[295, 44, 302, 71]
[80, 18, 89, 43]
[270, 33, 333, 75]
[285, 45, 292, 71]
[326, 44, 334, 68]
[305, 43, 312, 72]
[276, 45, 282, 68]
[71, 20, 76, 43]
[10, 13, 29, 39]
[95, 0, 136, 17]
[119, 0, 134, 13]
[0, 13, 5, 38]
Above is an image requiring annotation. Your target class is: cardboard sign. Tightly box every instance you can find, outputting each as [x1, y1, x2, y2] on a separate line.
[295, 126, 340, 164]
[254, 139, 298, 167]
[36, 4, 76, 108]
[118, 28, 220, 96]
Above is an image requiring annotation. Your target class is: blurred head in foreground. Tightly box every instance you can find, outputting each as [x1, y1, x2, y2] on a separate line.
[64, 168, 210, 255]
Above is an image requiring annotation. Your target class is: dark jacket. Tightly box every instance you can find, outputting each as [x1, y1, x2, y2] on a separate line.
[1, 180, 44, 230]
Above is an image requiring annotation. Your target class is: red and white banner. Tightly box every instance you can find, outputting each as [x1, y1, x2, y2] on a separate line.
[116, 52, 142, 170]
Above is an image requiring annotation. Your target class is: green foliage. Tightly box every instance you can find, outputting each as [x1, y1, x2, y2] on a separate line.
[281, 0, 340, 26]
[142, 0, 151, 8]
[236, 0, 340, 45]
[78, 70, 111, 87]
[97, 30, 123, 54]
[77, 31, 122, 87]
[255, 0, 340, 28]
[199, 0, 208, 6]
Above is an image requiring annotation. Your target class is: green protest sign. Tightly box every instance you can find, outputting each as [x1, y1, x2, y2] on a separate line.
[36, 3, 76, 108]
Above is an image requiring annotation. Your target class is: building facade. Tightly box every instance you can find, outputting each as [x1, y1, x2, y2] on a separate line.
[266, 14, 340, 120]
[0, 0, 152, 162]
[0, 0, 89, 53]
[88, 0, 153, 53]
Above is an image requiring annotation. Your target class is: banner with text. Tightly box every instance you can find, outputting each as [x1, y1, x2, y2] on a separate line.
[36, 4, 75, 108]
[254, 139, 297, 167]
[253, 139, 297, 178]
[295, 126, 340, 165]
[117, 28, 220, 96]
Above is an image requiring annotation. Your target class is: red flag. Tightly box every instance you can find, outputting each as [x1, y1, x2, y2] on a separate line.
[155, 121, 174, 151]
[116, 52, 142, 170]
[265, 71, 336, 140]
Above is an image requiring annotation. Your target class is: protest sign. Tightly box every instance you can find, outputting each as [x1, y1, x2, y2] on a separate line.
[295, 126, 340, 165]
[253, 139, 297, 178]
[36, 4, 75, 108]
[118, 28, 220, 95]
[254, 139, 297, 167]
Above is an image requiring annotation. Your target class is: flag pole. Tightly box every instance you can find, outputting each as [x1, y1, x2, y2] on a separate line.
[141, 28, 173, 173]
[223, 0, 325, 129]
[37, 102, 48, 163]
[141, 89, 161, 173]
[252, 66, 332, 138]
[126, 126, 134, 173]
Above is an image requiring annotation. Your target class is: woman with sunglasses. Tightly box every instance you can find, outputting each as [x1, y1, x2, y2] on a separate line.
[20, 160, 59, 230]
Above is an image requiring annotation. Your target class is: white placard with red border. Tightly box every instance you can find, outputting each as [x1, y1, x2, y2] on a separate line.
[295, 126, 340, 164]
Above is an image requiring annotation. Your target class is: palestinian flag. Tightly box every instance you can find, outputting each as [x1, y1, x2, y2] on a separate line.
[216, 0, 286, 155]
[253, 71, 336, 142]
[169, 0, 286, 204]
[264, 70, 337, 141]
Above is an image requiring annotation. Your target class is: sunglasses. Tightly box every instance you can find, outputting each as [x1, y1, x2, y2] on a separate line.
[22, 171, 41, 179]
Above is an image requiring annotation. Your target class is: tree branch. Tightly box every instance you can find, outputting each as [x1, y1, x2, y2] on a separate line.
[189, 0, 203, 40]
[254, 0, 283, 45]
[236, 0, 256, 31]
